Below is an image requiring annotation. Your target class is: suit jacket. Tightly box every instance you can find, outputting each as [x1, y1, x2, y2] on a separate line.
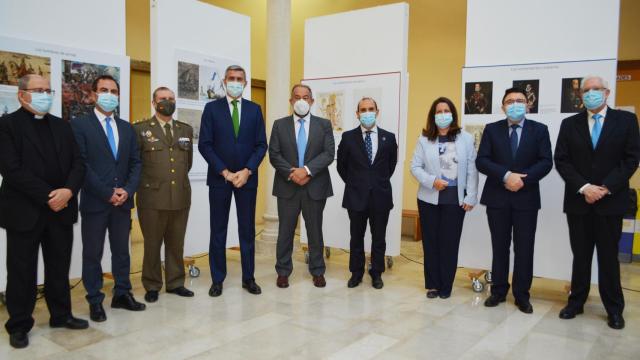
[269, 114, 335, 200]
[71, 110, 141, 213]
[476, 118, 552, 210]
[198, 98, 267, 188]
[554, 107, 640, 215]
[134, 116, 193, 210]
[410, 131, 479, 206]
[0, 107, 85, 231]
[337, 126, 397, 212]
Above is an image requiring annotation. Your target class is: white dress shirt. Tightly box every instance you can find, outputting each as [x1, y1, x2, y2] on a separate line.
[361, 125, 378, 161]
[227, 95, 242, 124]
[94, 107, 119, 151]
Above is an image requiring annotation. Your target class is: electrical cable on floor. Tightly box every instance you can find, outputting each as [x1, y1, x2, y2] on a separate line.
[400, 253, 424, 265]
[622, 286, 640, 292]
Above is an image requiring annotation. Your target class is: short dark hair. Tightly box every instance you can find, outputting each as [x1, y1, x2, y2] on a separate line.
[356, 97, 378, 112]
[152, 86, 174, 101]
[224, 65, 246, 80]
[422, 97, 461, 141]
[92, 75, 120, 92]
[290, 84, 313, 99]
[502, 87, 526, 104]
[18, 74, 40, 90]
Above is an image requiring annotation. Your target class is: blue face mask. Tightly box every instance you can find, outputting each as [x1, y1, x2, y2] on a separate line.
[97, 93, 119, 112]
[435, 113, 453, 129]
[226, 81, 244, 98]
[359, 112, 376, 128]
[582, 89, 605, 110]
[29, 92, 53, 114]
[506, 102, 526, 122]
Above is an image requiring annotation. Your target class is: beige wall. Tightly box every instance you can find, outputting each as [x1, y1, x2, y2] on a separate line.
[125, 0, 640, 213]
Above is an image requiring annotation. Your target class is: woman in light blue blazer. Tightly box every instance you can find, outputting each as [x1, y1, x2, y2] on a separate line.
[410, 97, 478, 299]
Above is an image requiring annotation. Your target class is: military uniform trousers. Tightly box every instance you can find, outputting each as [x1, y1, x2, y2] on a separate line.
[139, 207, 190, 291]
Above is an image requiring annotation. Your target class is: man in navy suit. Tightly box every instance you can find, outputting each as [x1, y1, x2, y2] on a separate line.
[555, 75, 640, 330]
[337, 97, 397, 289]
[199, 65, 267, 297]
[71, 75, 145, 322]
[476, 87, 552, 313]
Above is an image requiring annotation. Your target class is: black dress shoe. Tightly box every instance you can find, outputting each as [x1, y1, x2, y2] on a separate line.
[558, 305, 584, 319]
[515, 301, 534, 314]
[347, 275, 362, 288]
[371, 276, 384, 289]
[167, 286, 194, 297]
[111, 292, 146, 311]
[242, 280, 262, 295]
[89, 303, 107, 322]
[484, 295, 506, 307]
[50, 316, 89, 330]
[438, 292, 451, 299]
[426, 290, 439, 299]
[607, 313, 625, 330]
[9, 332, 28, 349]
[145, 290, 159, 303]
[209, 282, 223, 297]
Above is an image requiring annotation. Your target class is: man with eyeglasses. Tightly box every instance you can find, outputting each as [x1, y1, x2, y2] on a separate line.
[0, 74, 88, 349]
[476, 87, 553, 314]
[555, 75, 640, 330]
[70, 75, 145, 323]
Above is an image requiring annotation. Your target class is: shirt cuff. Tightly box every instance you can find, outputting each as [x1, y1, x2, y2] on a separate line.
[578, 183, 590, 194]
[502, 171, 512, 183]
[304, 166, 312, 176]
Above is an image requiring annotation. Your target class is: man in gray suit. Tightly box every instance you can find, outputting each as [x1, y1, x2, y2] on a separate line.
[269, 84, 335, 288]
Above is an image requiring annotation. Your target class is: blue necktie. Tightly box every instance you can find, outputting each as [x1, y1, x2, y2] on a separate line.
[297, 119, 306, 168]
[510, 124, 519, 159]
[105, 117, 118, 159]
[591, 114, 602, 149]
[365, 131, 373, 164]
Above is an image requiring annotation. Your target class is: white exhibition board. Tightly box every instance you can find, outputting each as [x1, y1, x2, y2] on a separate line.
[302, 3, 409, 256]
[151, 0, 252, 253]
[0, 0, 127, 291]
[459, 59, 617, 282]
[465, 0, 619, 67]
[302, 72, 403, 255]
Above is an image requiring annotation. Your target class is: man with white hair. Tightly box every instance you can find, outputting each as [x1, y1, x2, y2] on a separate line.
[555, 75, 640, 330]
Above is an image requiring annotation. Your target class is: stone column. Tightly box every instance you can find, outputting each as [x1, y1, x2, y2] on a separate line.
[257, 0, 291, 255]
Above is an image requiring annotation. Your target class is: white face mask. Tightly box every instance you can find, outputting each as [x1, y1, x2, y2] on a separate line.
[293, 99, 310, 117]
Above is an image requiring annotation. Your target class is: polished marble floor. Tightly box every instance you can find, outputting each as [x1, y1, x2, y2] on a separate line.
[1, 236, 639, 359]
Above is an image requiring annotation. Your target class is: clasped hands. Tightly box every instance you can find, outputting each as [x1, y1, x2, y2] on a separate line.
[433, 179, 473, 211]
[222, 168, 251, 188]
[288, 167, 310, 186]
[582, 184, 608, 204]
[109, 188, 129, 206]
[48, 188, 72, 212]
[505, 172, 527, 192]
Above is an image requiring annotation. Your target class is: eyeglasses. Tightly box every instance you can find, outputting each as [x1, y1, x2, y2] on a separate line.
[583, 87, 607, 92]
[503, 99, 526, 105]
[23, 88, 55, 95]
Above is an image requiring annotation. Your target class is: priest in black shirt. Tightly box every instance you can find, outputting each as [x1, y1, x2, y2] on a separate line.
[0, 74, 88, 349]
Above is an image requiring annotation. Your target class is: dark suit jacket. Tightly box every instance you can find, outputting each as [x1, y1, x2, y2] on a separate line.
[554, 107, 640, 215]
[198, 98, 267, 188]
[0, 107, 85, 231]
[337, 126, 398, 212]
[71, 110, 141, 213]
[269, 114, 335, 200]
[476, 118, 553, 210]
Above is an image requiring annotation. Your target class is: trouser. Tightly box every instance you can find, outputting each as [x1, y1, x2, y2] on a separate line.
[139, 207, 190, 291]
[418, 200, 466, 295]
[348, 207, 390, 278]
[275, 189, 326, 277]
[5, 214, 73, 334]
[566, 211, 624, 315]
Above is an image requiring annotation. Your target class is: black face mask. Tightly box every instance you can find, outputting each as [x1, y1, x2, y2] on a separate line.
[156, 99, 176, 117]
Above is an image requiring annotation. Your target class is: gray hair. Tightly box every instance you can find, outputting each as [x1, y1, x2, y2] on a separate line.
[356, 97, 378, 112]
[291, 84, 313, 99]
[580, 75, 609, 90]
[18, 74, 40, 90]
[224, 65, 246, 80]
